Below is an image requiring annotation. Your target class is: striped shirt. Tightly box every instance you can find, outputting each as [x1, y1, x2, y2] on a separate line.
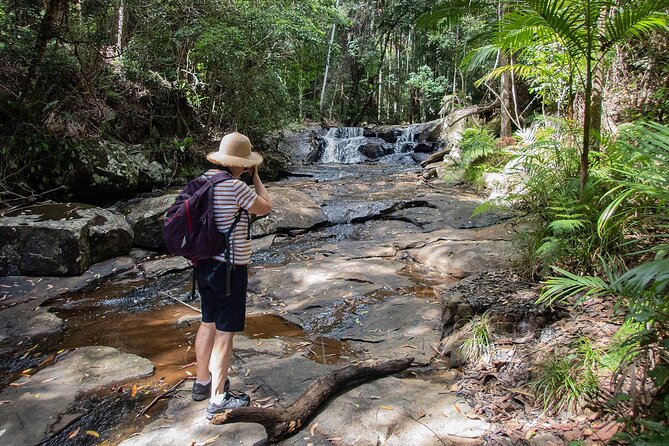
[204, 169, 258, 265]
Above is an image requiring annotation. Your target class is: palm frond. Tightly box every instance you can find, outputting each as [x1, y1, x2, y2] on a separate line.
[539, 265, 613, 305]
[461, 44, 499, 72]
[617, 258, 669, 294]
[603, 4, 669, 49]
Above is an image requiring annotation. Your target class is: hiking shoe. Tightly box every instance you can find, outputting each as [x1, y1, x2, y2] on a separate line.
[192, 377, 230, 402]
[205, 391, 251, 419]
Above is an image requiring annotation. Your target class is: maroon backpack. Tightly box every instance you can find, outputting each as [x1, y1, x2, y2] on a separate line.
[163, 171, 234, 262]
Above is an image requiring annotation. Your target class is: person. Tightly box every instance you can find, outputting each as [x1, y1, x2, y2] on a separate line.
[190, 132, 272, 420]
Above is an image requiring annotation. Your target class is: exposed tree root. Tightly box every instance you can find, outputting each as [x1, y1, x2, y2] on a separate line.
[211, 357, 414, 443]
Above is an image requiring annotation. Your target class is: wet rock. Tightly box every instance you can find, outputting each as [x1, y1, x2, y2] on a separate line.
[0, 300, 63, 343]
[338, 296, 442, 365]
[414, 142, 435, 153]
[0, 346, 154, 446]
[0, 204, 134, 276]
[276, 125, 324, 162]
[358, 142, 391, 159]
[0, 256, 137, 307]
[124, 193, 177, 249]
[373, 126, 403, 143]
[252, 187, 327, 237]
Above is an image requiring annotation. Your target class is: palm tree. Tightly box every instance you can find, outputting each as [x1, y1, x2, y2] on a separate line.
[491, 0, 669, 192]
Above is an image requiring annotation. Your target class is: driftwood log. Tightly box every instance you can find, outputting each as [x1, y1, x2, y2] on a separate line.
[211, 357, 414, 443]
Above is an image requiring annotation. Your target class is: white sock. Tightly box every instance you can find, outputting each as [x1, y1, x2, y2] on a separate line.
[210, 392, 228, 405]
[195, 377, 211, 386]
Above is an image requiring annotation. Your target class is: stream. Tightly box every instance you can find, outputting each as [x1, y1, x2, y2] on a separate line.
[1, 125, 516, 445]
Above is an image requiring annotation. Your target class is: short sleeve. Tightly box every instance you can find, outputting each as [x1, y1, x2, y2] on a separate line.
[232, 179, 258, 211]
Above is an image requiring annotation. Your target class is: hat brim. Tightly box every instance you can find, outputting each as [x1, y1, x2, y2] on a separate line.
[206, 151, 263, 168]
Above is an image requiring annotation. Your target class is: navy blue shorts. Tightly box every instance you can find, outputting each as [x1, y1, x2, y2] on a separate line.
[194, 260, 248, 332]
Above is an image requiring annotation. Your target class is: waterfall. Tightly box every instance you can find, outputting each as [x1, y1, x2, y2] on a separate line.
[319, 127, 367, 164]
[318, 124, 426, 164]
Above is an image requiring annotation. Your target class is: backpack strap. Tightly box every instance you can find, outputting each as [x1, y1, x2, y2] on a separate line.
[223, 207, 247, 296]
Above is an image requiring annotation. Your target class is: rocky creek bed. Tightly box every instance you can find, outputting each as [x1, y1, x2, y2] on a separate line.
[0, 138, 613, 445]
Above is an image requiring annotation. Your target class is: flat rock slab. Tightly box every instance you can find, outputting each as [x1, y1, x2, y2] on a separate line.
[338, 296, 441, 365]
[139, 256, 191, 279]
[307, 376, 490, 445]
[253, 187, 327, 237]
[410, 239, 516, 278]
[0, 256, 137, 307]
[250, 258, 412, 315]
[0, 346, 154, 446]
[118, 377, 265, 446]
[0, 300, 63, 342]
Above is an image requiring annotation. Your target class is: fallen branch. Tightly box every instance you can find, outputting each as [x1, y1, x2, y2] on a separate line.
[159, 291, 201, 313]
[447, 101, 500, 129]
[211, 357, 414, 443]
[136, 377, 187, 418]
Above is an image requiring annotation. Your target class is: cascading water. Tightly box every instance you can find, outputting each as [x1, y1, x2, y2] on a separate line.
[319, 127, 367, 164]
[315, 123, 432, 164]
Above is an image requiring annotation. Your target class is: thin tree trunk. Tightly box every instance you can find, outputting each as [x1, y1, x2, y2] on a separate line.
[116, 0, 125, 56]
[319, 0, 339, 115]
[22, 0, 64, 99]
[581, 54, 593, 192]
[499, 53, 512, 138]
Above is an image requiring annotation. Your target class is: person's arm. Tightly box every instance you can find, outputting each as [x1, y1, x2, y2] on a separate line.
[248, 167, 272, 216]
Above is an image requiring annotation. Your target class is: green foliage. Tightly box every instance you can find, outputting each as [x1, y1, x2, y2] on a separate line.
[457, 127, 502, 189]
[406, 65, 449, 117]
[459, 312, 495, 361]
[531, 339, 601, 414]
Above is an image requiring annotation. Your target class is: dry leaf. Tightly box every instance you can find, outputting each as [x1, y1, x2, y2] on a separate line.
[369, 395, 382, 400]
[86, 430, 100, 438]
[0, 401, 9, 405]
[185, 371, 193, 376]
[68, 428, 80, 439]
[379, 405, 394, 410]
[41, 377, 56, 383]
[452, 403, 462, 413]
[9, 382, 27, 387]
[327, 438, 342, 441]
[255, 396, 273, 403]
[131, 384, 138, 397]
[310, 422, 318, 436]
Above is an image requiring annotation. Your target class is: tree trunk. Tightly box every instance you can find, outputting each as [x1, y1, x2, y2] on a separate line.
[499, 53, 512, 138]
[581, 55, 593, 192]
[116, 0, 125, 56]
[211, 357, 414, 443]
[22, 0, 64, 99]
[319, 0, 339, 116]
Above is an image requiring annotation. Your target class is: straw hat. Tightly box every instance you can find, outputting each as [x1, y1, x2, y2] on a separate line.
[206, 132, 263, 167]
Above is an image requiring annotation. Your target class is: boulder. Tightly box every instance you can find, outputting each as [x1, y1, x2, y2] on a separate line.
[413, 142, 435, 153]
[252, 187, 327, 237]
[0, 203, 134, 276]
[72, 141, 168, 202]
[357, 142, 390, 159]
[410, 118, 443, 142]
[124, 193, 177, 249]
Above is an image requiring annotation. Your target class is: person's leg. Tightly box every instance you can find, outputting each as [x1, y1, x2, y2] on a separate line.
[195, 322, 216, 382]
[209, 330, 235, 404]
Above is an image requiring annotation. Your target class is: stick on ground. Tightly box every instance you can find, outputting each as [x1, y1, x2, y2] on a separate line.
[211, 357, 414, 443]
